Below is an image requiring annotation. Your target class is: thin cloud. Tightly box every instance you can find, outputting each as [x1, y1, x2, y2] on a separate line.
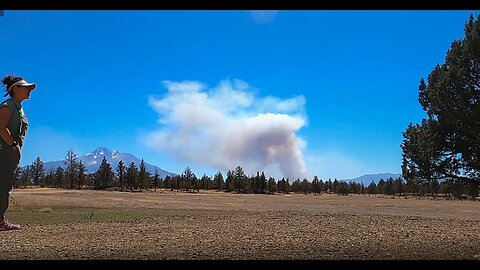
[144, 78, 307, 179]
[251, 11, 278, 24]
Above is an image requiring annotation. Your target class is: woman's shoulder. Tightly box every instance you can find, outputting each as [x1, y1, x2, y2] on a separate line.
[0, 98, 14, 109]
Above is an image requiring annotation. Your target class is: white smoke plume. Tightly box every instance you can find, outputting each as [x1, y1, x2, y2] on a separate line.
[145, 79, 307, 179]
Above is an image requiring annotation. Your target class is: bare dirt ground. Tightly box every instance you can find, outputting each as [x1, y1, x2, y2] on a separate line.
[1, 188, 479, 260]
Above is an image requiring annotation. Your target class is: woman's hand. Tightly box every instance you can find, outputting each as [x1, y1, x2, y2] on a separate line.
[10, 143, 21, 164]
[11, 144, 20, 152]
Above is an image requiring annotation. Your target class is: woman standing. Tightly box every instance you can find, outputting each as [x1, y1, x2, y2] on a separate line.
[0, 75, 36, 231]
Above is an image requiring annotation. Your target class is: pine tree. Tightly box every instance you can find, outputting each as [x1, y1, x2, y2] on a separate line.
[17, 166, 32, 187]
[431, 179, 440, 197]
[233, 166, 246, 193]
[153, 168, 160, 192]
[278, 177, 285, 193]
[77, 160, 87, 189]
[348, 181, 355, 194]
[138, 159, 150, 191]
[214, 170, 224, 191]
[246, 175, 254, 193]
[440, 179, 454, 199]
[173, 175, 181, 191]
[377, 179, 385, 194]
[164, 175, 171, 190]
[367, 181, 377, 195]
[326, 179, 332, 193]
[94, 156, 114, 189]
[332, 179, 338, 193]
[31, 156, 45, 186]
[312, 175, 320, 195]
[467, 181, 479, 200]
[117, 160, 126, 189]
[64, 150, 78, 189]
[302, 178, 309, 195]
[453, 180, 465, 200]
[192, 174, 199, 193]
[126, 162, 138, 191]
[200, 174, 211, 190]
[260, 171, 267, 193]
[319, 179, 325, 192]
[336, 181, 349, 195]
[393, 178, 404, 197]
[13, 167, 22, 187]
[384, 178, 394, 195]
[402, 14, 480, 196]
[44, 169, 55, 187]
[182, 167, 195, 193]
[267, 177, 276, 194]
[225, 170, 234, 192]
[253, 171, 260, 194]
[54, 166, 65, 188]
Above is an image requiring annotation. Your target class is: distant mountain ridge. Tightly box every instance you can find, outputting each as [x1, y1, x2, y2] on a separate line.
[343, 173, 402, 185]
[31, 147, 176, 178]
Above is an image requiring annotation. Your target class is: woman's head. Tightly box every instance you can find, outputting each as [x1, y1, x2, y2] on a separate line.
[1, 74, 36, 100]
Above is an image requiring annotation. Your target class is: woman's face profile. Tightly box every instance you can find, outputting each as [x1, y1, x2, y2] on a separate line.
[14, 86, 34, 100]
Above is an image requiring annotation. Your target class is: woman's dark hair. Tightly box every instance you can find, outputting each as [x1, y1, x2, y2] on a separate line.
[2, 75, 23, 97]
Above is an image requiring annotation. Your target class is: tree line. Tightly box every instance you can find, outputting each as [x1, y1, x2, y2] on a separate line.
[14, 151, 477, 199]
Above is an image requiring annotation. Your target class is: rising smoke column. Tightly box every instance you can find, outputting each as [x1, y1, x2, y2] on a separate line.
[145, 79, 307, 179]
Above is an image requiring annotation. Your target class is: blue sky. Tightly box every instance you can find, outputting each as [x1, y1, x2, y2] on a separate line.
[1, 10, 478, 180]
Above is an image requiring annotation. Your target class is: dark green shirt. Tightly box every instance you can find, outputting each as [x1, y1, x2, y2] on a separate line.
[0, 98, 29, 147]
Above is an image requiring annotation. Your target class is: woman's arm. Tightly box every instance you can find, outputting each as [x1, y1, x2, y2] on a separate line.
[0, 106, 16, 147]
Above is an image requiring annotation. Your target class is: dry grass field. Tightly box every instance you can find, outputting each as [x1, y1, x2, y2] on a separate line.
[1, 188, 479, 260]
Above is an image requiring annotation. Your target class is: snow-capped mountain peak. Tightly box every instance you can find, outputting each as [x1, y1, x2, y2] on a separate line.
[38, 147, 176, 177]
[86, 147, 118, 160]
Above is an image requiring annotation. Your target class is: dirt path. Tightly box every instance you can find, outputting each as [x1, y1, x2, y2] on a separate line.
[1, 188, 479, 259]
